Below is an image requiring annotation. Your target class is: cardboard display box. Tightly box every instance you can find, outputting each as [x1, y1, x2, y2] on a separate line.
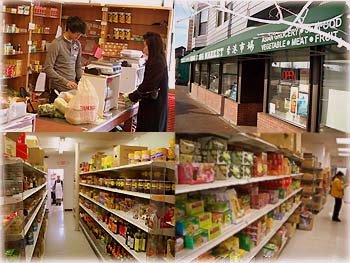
[4, 136, 16, 157]
[27, 147, 45, 166]
[113, 145, 148, 167]
[260, 133, 295, 152]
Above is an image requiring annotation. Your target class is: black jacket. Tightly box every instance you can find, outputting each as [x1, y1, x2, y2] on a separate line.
[129, 57, 168, 132]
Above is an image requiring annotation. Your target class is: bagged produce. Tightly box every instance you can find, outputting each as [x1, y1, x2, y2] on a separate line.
[58, 90, 75, 103]
[54, 97, 68, 114]
[65, 77, 99, 125]
[38, 104, 56, 118]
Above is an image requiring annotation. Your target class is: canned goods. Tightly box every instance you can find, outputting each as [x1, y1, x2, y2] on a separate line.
[119, 12, 125, 23]
[144, 180, 151, 193]
[125, 13, 132, 24]
[113, 12, 119, 23]
[151, 180, 159, 194]
[128, 153, 134, 164]
[131, 179, 138, 192]
[158, 181, 165, 194]
[125, 179, 132, 191]
[141, 150, 151, 162]
[134, 151, 141, 162]
[137, 180, 144, 193]
[165, 181, 172, 195]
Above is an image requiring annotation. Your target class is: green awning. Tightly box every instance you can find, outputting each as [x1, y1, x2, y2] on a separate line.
[181, 2, 347, 63]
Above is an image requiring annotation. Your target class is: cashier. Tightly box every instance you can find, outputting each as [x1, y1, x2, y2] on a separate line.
[44, 16, 86, 103]
[128, 32, 168, 132]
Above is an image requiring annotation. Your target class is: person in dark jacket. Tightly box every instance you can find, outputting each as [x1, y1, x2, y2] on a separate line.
[128, 32, 168, 131]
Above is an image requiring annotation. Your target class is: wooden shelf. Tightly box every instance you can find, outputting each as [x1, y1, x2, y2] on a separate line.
[1, 32, 28, 34]
[107, 21, 167, 27]
[1, 12, 30, 16]
[33, 14, 60, 19]
[106, 37, 143, 42]
[32, 32, 56, 35]
[2, 53, 27, 56]
[1, 74, 26, 80]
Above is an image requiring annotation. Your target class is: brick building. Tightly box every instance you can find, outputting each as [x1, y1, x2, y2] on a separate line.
[181, 1, 350, 133]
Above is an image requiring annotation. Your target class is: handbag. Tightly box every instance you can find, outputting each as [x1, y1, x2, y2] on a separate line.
[137, 88, 160, 100]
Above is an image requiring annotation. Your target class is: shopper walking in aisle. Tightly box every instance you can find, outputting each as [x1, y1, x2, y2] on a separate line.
[128, 32, 168, 131]
[53, 176, 63, 206]
[331, 171, 347, 222]
[44, 16, 86, 103]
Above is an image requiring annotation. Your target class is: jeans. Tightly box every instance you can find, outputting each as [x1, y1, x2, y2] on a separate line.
[332, 197, 342, 219]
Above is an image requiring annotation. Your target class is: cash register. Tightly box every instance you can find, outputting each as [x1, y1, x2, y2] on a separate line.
[84, 61, 122, 118]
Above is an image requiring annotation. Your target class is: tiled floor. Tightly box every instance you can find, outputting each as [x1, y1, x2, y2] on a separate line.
[43, 204, 98, 261]
[279, 196, 349, 263]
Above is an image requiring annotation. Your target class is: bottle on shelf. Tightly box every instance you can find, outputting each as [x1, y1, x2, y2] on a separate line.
[134, 230, 141, 252]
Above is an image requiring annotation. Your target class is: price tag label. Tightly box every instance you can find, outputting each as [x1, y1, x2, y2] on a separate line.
[101, 21, 107, 26]
[28, 23, 35, 30]
[102, 7, 108, 12]
[27, 40, 32, 46]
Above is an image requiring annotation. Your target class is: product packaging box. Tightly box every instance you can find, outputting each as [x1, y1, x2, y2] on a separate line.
[202, 224, 221, 240]
[112, 145, 147, 167]
[184, 229, 208, 249]
[185, 200, 205, 216]
[4, 136, 16, 157]
[178, 163, 215, 184]
[27, 147, 45, 165]
[260, 133, 295, 152]
[176, 217, 200, 236]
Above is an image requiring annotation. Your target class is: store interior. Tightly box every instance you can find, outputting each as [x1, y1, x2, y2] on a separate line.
[1, 132, 349, 262]
[1, 0, 175, 132]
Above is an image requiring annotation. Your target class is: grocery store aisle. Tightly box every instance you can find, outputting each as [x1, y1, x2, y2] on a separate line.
[43, 206, 97, 261]
[279, 196, 349, 263]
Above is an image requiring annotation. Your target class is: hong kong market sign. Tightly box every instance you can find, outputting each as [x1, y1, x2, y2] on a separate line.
[181, 2, 346, 63]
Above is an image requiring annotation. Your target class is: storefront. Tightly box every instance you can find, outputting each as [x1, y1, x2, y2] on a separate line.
[182, 2, 349, 132]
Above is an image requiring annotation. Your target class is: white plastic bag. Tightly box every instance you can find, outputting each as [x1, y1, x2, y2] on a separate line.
[65, 77, 99, 125]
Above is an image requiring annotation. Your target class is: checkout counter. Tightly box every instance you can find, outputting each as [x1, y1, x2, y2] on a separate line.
[1, 51, 145, 132]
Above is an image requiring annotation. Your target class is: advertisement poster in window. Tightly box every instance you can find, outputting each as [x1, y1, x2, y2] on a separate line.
[297, 93, 308, 116]
[289, 86, 299, 114]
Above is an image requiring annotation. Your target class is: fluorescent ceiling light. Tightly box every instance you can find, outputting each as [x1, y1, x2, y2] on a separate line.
[58, 137, 65, 154]
[338, 148, 350, 153]
[338, 153, 350, 157]
[336, 138, 350, 144]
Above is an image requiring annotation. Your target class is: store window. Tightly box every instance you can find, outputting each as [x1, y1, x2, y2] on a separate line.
[217, 11, 223, 27]
[209, 63, 220, 93]
[222, 62, 238, 100]
[268, 49, 310, 128]
[320, 45, 350, 133]
[199, 9, 208, 36]
[224, 2, 232, 22]
[194, 63, 200, 84]
[200, 63, 208, 87]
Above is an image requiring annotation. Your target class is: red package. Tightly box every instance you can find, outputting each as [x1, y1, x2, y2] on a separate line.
[16, 142, 27, 160]
[178, 163, 215, 184]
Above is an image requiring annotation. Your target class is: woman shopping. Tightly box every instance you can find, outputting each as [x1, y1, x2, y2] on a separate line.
[330, 171, 347, 222]
[128, 32, 168, 131]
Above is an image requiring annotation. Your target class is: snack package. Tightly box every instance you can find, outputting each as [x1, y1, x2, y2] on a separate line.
[178, 163, 215, 184]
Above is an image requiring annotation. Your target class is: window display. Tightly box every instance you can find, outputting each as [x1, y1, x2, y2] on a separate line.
[194, 63, 200, 84]
[320, 45, 350, 133]
[222, 62, 238, 101]
[200, 63, 208, 87]
[268, 49, 310, 128]
[209, 63, 220, 93]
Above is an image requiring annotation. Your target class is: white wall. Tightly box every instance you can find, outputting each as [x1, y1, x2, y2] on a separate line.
[44, 153, 75, 210]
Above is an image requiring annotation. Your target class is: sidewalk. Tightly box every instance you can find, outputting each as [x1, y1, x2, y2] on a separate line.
[176, 85, 257, 134]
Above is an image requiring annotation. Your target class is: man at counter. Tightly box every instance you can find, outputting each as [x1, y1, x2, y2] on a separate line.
[44, 16, 86, 103]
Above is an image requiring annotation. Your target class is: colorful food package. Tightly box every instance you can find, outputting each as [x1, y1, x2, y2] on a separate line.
[179, 139, 199, 155]
[185, 200, 204, 216]
[176, 217, 200, 236]
[178, 163, 215, 184]
[197, 212, 212, 228]
[184, 229, 208, 249]
[201, 224, 221, 240]
[253, 152, 267, 177]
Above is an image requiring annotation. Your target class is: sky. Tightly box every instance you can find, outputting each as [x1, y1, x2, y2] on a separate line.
[174, 0, 194, 49]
